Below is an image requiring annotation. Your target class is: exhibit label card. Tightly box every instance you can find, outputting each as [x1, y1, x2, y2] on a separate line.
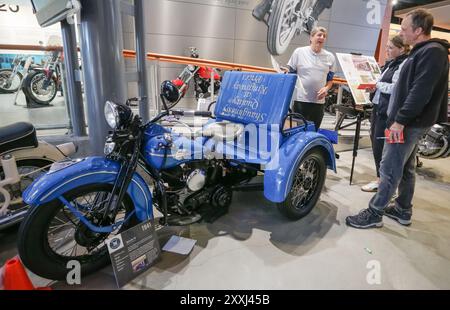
[106, 219, 161, 288]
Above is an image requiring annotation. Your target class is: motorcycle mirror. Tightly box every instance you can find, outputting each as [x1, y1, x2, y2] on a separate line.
[125, 97, 144, 107]
[159, 94, 170, 113]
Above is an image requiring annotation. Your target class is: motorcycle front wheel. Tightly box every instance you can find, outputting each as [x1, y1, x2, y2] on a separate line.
[18, 183, 138, 280]
[24, 70, 57, 105]
[267, 0, 301, 55]
[0, 69, 23, 93]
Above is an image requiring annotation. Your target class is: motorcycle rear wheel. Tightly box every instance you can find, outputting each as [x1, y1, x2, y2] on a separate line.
[277, 149, 326, 220]
[0, 159, 52, 230]
[18, 183, 138, 280]
[0, 69, 23, 93]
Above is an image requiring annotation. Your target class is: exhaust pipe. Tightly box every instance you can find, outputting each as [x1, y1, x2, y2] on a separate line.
[0, 208, 28, 230]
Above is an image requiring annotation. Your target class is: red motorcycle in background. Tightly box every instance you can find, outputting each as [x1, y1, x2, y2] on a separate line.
[160, 47, 221, 109]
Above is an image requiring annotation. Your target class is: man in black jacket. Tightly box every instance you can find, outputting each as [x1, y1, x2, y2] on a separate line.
[346, 9, 449, 229]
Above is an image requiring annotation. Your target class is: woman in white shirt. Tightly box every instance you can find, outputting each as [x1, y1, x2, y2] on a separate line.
[362, 35, 410, 192]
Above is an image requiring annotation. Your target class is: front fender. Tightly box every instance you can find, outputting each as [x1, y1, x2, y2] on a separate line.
[23, 156, 153, 221]
[264, 131, 336, 203]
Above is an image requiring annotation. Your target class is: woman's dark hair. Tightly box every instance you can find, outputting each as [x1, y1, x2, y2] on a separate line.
[390, 35, 410, 54]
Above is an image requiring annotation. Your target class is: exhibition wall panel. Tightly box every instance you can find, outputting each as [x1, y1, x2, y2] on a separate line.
[123, 0, 386, 68]
[122, 0, 387, 103]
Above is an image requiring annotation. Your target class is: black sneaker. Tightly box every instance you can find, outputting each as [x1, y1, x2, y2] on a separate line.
[346, 208, 383, 229]
[384, 205, 412, 226]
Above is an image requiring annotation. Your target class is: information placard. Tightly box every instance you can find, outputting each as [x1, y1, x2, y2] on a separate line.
[106, 219, 160, 288]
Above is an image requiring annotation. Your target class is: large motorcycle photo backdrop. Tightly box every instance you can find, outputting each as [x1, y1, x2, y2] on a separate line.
[252, 0, 334, 56]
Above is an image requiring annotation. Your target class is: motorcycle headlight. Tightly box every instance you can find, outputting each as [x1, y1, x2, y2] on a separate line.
[104, 101, 132, 129]
[104, 101, 119, 129]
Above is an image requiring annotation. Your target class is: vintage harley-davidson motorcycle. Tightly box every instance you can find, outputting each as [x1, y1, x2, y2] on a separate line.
[18, 71, 336, 280]
[0, 122, 76, 230]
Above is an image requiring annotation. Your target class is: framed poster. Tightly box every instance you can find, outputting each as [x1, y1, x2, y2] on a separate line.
[336, 53, 381, 105]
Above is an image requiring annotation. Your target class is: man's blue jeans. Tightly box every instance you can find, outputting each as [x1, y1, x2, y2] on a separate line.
[369, 126, 429, 216]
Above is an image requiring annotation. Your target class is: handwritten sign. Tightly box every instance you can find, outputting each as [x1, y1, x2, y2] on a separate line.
[215, 71, 297, 126]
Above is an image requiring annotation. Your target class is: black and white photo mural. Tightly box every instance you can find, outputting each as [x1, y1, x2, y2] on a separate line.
[252, 0, 334, 56]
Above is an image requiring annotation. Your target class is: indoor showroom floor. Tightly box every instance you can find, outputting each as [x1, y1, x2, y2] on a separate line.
[1, 93, 450, 290]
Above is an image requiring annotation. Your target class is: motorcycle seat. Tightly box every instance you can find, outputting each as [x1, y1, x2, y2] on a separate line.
[0, 122, 38, 155]
[202, 121, 244, 141]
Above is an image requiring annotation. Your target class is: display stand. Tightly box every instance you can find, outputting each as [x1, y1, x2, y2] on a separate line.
[21, 83, 52, 109]
[334, 104, 372, 185]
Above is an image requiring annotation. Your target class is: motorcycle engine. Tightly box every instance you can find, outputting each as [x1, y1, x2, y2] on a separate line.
[418, 124, 450, 159]
[186, 169, 206, 192]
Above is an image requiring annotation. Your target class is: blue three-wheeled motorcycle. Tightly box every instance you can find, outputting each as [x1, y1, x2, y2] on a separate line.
[18, 71, 336, 280]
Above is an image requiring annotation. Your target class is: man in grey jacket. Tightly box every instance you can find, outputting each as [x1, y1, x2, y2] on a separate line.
[346, 9, 449, 229]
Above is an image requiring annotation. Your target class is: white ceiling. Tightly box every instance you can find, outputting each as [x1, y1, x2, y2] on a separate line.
[395, 0, 450, 30]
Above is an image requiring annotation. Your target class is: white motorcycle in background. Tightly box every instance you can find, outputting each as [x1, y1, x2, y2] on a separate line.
[0, 55, 26, 94]
[252, 0, 333, 56]
[0, 122, 76, 229]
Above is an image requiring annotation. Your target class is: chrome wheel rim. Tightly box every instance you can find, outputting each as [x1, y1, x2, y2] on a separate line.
[46, 190, 126, 261]
[30, 73, 56, 101]
[0, 71, 21, 91]
[291, 157, 320, 210]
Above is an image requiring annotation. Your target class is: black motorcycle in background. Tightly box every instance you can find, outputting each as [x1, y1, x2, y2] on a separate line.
[418, 123, 450, 160]
[22, 51, 62, 105]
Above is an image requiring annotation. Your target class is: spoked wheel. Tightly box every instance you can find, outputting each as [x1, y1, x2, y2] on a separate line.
[277, 149, 326, 220]
[25, 71, 57, 104]
[18, 184, 138, 280]
[267, 0, 300, 56]
[0, 159, 52, 230]
[0, 69, 23, 93]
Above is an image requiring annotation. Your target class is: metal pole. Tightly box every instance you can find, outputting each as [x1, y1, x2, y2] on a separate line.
[61, 19, 86, 136]
[350, 113, 362, 185]
[79, 0, 127, 155]
[58, 61, 73, 134]
[155, 60, 161, 113]
[210, 68, 214, 103]
[335, 84, 343, 128]
[134, 0, 149, 122]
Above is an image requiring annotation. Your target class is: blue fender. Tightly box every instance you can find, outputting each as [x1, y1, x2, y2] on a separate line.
[263, 131, 336, 203]
[23, 156, 153, 221]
